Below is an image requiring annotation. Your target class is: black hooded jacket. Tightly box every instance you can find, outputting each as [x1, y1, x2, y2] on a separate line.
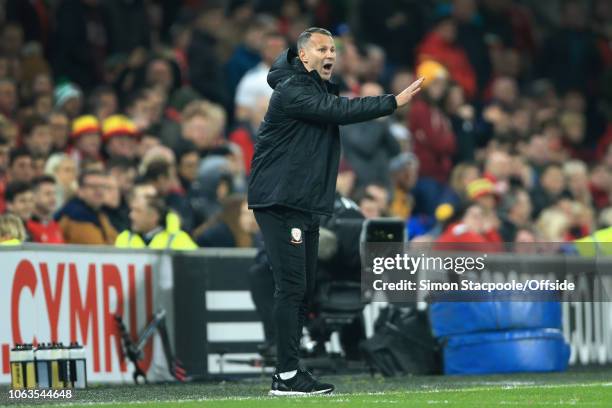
[247, 48, 398, 215]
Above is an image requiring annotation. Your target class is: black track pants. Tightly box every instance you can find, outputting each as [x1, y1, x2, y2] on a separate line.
[253, 205, 320, 373]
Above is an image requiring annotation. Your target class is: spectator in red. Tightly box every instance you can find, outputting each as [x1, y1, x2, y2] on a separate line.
[416, 13, 477, 99]
[409, 60, 456, 216]
[26, 175, 64, 243]
[436, 203, 502, 251]
[466, 178, 498, 213]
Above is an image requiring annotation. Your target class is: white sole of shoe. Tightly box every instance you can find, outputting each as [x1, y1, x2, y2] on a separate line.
[268, 388, 334, 396]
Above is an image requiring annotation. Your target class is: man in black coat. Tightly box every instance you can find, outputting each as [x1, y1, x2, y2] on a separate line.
[248, 27, 423, 395]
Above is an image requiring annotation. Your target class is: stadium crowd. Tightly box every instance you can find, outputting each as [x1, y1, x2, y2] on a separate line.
[0, 0, 611, 250]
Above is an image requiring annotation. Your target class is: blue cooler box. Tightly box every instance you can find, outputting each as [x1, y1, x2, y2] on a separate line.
[429, 299, 562, 338]
[443, 328, 570, 375]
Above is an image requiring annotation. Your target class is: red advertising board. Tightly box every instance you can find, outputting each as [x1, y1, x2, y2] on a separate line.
[1, 248, 173, 383]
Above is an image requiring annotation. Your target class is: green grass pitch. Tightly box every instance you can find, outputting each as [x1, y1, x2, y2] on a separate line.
[1, 367, 611, 407]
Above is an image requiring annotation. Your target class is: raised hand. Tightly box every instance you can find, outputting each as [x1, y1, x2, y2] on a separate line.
[395, 77, 424, 108]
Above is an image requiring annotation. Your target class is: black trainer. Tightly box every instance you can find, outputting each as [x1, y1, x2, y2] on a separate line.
[269, 368, 335, 396]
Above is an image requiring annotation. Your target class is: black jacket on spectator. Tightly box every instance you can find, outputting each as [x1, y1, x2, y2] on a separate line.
[187, 29, 229, 109]
[248, 48, 397, 216]
[52, 0, 109, 90]
[340, 119, 400, 189]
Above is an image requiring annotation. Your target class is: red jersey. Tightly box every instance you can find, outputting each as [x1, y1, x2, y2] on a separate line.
[26, 217, 65, 244]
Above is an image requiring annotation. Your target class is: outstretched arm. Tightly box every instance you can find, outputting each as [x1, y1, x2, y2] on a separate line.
[282, 77, 424, 126]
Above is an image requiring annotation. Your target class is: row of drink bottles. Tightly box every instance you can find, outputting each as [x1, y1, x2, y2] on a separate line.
[10, 342, 87, 389]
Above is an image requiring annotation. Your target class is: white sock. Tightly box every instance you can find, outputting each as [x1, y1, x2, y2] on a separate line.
[279, 370, 297, 380]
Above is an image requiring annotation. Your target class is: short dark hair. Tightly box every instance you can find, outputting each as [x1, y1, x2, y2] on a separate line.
[297, 27, 332, 51]
[5, 181, 32, 203]
[32, 175, 56, 190]
[176, 141, 199, 162]
[78, 169, 106, 187]
[352, 187, 376, 205]
[0, 135, 8, 146]
[9, 147, 31, 166]
[21, 114, 48, 137]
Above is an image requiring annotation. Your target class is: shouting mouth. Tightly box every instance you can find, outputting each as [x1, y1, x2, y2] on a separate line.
[322, 62, 334, 75]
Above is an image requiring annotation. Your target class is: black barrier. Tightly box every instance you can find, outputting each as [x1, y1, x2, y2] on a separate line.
[172, 249, 259, 378]
[170, 248, 612, 377]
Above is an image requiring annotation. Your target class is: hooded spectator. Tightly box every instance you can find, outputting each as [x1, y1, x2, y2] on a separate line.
[195, 194, 255, 248]
[191, 155, 234, 233]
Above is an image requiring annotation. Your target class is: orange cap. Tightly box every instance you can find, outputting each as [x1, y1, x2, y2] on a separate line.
[466, 178, 496, 200]
[71, 115, 100, 139]
[416, 60, 449, 87]
[102, 115, 138, 142]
